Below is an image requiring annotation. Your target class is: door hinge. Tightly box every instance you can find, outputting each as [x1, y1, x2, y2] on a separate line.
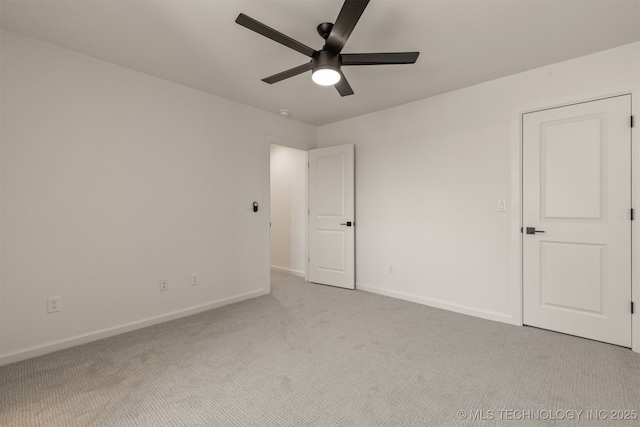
[632, 209, 635, 221]
[632, 301, 635, 314]
[308, 256, 310, 263]
[520, 227, 523, 234]
[631, 116, 635, 128]
[308, 209, 310, 215]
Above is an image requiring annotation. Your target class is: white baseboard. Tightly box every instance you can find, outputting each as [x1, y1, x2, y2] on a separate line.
[0, 288, 269, 367]
[270, 265, 305, 277]
[356, 283, 516, 325]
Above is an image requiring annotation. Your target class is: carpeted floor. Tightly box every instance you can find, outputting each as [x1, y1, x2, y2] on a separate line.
[1, 270, 639, 426]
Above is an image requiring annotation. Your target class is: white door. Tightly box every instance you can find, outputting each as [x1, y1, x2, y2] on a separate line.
[308, 145, 355, 289]
[523, 95, 632, 347]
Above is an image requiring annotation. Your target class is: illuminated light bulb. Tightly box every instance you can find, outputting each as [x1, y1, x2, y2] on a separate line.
[312, 68, 341, 86]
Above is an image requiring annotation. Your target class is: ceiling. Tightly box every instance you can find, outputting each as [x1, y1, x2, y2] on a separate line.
[1, 0, 639, 126]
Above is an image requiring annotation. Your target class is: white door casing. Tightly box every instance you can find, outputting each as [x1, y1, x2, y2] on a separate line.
[308, 145, 355, 289]
[523, 95, 632, 347]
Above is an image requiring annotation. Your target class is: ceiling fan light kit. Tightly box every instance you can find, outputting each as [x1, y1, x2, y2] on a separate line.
[236, 0, 419, 97]
[312, 69, 341, 86]
[311, 51, 342, 86]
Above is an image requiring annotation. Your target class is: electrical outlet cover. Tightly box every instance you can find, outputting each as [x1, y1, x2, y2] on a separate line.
[48, 296, 61, 313]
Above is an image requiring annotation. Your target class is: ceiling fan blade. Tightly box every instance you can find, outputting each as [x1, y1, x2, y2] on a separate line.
[335, 71, 354, 96]
[341, 52, 420, 66]
[262, 62, 313, 84]
[236, 13, 316, 57]
[324, 0, 370, 54]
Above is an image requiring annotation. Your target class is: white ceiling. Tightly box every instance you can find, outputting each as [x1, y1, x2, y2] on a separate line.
[2, 0, 639, 126]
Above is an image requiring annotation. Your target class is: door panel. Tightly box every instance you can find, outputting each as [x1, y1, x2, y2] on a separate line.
[543, 116, 603, 219]
[540, 242, 605, 314]
[317, 155, 345, 216]
[308, 145, 355, 289]
[317, 230, 345, 272]
[523, 95, 631, 347]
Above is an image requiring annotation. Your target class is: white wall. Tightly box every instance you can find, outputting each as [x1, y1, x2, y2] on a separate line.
[270, 144, 307, 277]
[318, 42, 640, 327]
[0, 30, 316, 365]
[3, 29, 638, 364]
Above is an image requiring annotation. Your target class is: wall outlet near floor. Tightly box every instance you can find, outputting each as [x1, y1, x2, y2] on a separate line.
[191, 273, 199, 286]
[159, 279, 168, 291]
[388, 264, 395, 274]
[48, 296, 61, 313]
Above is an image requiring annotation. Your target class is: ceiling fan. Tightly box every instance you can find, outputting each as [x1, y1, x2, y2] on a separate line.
[235, 0, 419, 96]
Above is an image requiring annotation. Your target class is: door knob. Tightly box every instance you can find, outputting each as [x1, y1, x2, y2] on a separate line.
[526, 227, 545, 235]
[340, 221, 353, 227]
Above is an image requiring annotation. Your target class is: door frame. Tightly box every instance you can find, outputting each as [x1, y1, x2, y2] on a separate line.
[264, 134, 310, 295]
[509, 82, 639, 353]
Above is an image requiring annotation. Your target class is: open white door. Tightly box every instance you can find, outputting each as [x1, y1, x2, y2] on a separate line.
[308, 145, 355, 289]
[523, 95, 632, 347]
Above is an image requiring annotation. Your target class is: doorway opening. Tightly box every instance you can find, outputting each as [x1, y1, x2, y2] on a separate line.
[269, 144, 307, 280]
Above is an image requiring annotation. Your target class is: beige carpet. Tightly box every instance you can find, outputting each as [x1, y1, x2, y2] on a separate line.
[1, 270, 639, 426]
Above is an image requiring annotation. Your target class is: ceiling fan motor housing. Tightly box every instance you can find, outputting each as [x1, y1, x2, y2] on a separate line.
[312, 50, 341, 73]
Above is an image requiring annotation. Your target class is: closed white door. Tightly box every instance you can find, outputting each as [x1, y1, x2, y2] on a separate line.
[523, 95, 632, 347]
[308, 145, 355, 289]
